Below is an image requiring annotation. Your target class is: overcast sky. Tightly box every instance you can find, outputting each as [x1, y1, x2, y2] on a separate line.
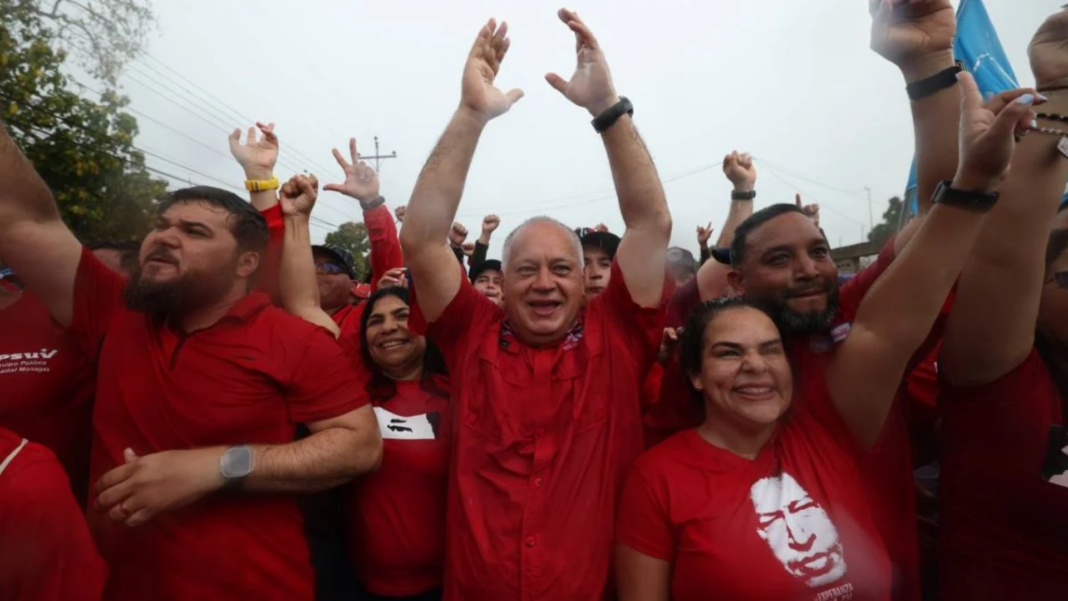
[111, 0, 1061, 256]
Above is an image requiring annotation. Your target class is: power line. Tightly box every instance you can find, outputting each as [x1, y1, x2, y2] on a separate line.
[760, 165, 867, 228]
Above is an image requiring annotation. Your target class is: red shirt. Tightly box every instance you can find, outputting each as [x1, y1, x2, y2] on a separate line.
[333, 301, 366, 360]
[346, 377, 451, 596]
[617, 411, 892, 601]
[0, 427, 107, 601]
[0, 290, 95, 501]
[938, 349, 1067, 599]
[69, 247, 367, 601]
[411, 261, 669, 601]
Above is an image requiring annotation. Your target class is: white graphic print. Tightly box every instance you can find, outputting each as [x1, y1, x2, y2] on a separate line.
[750, 473, 847, 588]
[0, 348, 59, 376]
[374, 407, 436, 440]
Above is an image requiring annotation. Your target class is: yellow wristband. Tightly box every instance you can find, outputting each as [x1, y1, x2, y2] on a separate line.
[244, 176, 279, 193]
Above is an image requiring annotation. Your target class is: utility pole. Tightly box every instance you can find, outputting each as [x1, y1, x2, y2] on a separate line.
[864, 186, 875, 231]
[358, 136, 398, 172]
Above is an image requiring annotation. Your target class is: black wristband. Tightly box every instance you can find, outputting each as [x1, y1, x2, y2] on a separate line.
[906, 62, 964, 102]
[931, 180, 999, 212]
[359, 195, 386, 211]
[592, 97, 633, 133]
[731, 190, 757, 201]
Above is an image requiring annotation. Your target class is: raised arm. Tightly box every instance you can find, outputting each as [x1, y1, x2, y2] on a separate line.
[941, 11, 1068, 386]
[870, 0, 958, 251]
[828, 73, 1036, 447]
[695, 152, 757, 301]
[278, 174, 341, 337]
[546, 8, 671, 307]
[399, 19, 522, 323]
[228, 122, 280, 212]
[473, 214, 499, 268]
[0, 122, 82, 327]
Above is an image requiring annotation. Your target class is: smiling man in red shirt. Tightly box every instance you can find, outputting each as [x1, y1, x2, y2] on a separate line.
[400, 11, 672, 600]
[0, 121, 382, 600]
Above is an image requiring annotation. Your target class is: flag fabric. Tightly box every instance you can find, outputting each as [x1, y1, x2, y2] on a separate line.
[905, 0, 1018, 213]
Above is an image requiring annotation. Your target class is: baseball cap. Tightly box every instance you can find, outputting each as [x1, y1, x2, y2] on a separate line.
[469, 259, 503, 283]
[312, 245, 355, 278]
[667, 247, 697, 274]
[575, 227, 621, 260]
[710, 247, 732, 265]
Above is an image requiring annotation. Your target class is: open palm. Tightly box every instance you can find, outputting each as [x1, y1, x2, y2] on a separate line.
[546, 9, 618, 116]
[460, 19, 523, 122]
[323, 138, 380, 203]
[228, 122, 278, 175]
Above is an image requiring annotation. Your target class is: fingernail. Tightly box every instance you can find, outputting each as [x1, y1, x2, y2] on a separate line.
[1031, 119, 1039, 129]
[1017, 94, 1035, 106]
[1038, 94, 1050, 102]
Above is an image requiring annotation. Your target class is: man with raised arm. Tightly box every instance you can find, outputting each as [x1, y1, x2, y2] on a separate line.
[399, 10, 671, 600]
[0, 114, 382, 599]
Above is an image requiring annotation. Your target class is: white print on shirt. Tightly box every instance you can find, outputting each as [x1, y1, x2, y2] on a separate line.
[814, 582, 854, 601]
[750, 472, 848, 589]
[374, 407, 437, 440]
[0, 348, 59, 376]
[1050, 445, 1068, 489]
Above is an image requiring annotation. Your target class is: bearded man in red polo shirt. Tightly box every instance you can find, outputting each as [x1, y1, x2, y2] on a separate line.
[400, 10, 672, 600]
[0, 122, 382, 600]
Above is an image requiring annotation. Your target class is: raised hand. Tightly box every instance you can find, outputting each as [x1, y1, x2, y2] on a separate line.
[378, 267, 408, 289]
[460, 19, 523, 123]
[323, 138, 380, 204]
[594, 223, 610, 233]
[394, 205, 407, 223]
[696, 222, 714, 247]
[279, 174, 320, 218]
[953, 72, 1038, 193]
[228, 121, 278, 179]
[545, 8, 620, 117]
[796, 193, 820, 227]
[1030, 9, 1068, 90]
[449, 222, 469, 247]
[462, 242, 476, 257]
[657, 327, 679, 366]
[870, 0, 956, 74]
[723, 151, 757, 191]
[482, 214, 501, 237]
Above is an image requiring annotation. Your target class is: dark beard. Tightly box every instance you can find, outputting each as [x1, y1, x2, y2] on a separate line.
[755, 280, 841, 337]
[123, 253, 239, 321]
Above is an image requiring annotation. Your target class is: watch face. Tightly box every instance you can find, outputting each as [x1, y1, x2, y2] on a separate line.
[222, 447, 253, 478]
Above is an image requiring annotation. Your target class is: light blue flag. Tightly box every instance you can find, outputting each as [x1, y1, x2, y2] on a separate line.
[904, 0, 1019, 213]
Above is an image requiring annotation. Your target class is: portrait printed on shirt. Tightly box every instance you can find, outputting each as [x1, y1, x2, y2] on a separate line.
[1041, 425, 1068, 489]
[750, 472, 848, 588]
[374, 407, 440, 440]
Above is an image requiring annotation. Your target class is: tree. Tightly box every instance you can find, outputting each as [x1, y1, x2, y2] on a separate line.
[867, 196, 904, 246]
[1, 0, 167, 243]
[325, 221, 370, 281]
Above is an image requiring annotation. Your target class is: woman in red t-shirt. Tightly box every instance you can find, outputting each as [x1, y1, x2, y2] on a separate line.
[615, 72, 1035, 601]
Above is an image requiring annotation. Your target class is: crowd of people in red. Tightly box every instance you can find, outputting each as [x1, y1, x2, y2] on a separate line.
[1, 1, 1067, 600]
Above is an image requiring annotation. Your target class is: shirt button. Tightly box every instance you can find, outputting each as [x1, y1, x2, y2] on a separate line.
[534, 478, 543, 488]
[525, 537, 536, 548]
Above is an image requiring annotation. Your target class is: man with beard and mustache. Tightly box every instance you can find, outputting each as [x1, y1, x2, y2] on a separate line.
[0, 120, 382, 600]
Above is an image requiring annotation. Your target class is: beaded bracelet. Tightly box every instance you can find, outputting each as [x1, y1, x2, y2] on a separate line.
[1038, 113, 1068, 123]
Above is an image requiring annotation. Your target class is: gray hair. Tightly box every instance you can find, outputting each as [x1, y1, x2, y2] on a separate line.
[501, 216, 584, 271]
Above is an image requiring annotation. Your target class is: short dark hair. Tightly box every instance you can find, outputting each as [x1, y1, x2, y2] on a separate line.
[730, 204, 810, 268]
[678, 296, 774, 380]
[157, 186, 268, 253]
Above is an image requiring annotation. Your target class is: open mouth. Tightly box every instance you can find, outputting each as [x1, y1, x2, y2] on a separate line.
[733, 385, 777, 401]
[378, 339, 410, 351]
[528, 300, 562, 317]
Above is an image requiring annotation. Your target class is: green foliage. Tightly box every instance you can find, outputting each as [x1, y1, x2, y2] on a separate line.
[0, 0, 167, 243]
[325, 221, 370, 281]
[867, 196, 904, 246]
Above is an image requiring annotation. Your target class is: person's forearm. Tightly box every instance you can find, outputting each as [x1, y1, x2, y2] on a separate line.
[714, 198, 754, 248]
[365, 204, 404, 292]
[471, 240, 489, 269]
[243, 164, 279, 212]
[0, 122, 61, 229]
[245, 426, 381, 493]
[400, 109, 485, 256]
[906, 51, 960, 217]
[601, 115, 670, 234]
[280, 214, 339, 335]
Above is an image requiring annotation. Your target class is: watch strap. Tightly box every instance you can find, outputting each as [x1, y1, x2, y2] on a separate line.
[932, 180, 999, 212]
[731, 190, 757, 201]
[360, 195, 386, 211]
[906, 62, 964, 102]
[244, 176, 279, 193]
[591, 97, 634, 134]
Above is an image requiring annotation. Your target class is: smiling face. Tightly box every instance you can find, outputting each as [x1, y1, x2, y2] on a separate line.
[583, 245, 613, 299]
[503, 221, 584, 347]
[364, 293, 427, 379]
[689, 306, 793, 430]
[729, 212, 839, 335]
[473, 268, 504, 306]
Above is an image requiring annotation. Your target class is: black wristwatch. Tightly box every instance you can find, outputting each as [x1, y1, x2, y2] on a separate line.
[731, 190, 757, 201]
[592, 97, 633, 133]
[220, 445, 254, 489]
[931, 180, 999, 212]
[906, 62, 964, 102]
[359, 195, 386, 211]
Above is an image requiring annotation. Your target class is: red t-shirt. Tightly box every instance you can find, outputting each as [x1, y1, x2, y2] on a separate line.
[0, 290, 95, 502]
[0, 427, 107, 601]
[617, 410, 892, 601]
[938, 349, 1067, 600]
[69, 248, 367, 601]
[410, 261, 670, 601]
[346, 377, 451, 596]
[333, 301, 366, 360]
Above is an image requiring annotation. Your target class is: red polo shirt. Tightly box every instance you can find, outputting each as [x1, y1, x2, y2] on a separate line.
[0, 289, 95, 502]
[0, 427, 107, 601]
[617, 411, 892, 601]
[346, 377, 451, 596]
[938, 349, 1067, 600]
[69, 247, 367, 601]
[411, 261, 669, 601]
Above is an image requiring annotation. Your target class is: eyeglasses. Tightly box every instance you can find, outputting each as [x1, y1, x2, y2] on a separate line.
[315, 263, 347, 276]
[1049, 271, 1068, 291]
